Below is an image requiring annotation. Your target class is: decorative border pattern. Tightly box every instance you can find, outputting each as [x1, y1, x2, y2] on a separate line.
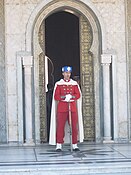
[38, 22, 47, 142]
[80, 16, 95, 141]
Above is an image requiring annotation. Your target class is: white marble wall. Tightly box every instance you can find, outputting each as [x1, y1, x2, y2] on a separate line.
[5, 0, 40, 142]
[5, 0, 128, 142]
[93, 0, 128, 140]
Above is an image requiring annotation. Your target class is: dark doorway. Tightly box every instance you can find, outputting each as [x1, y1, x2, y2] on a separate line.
[45, 11, 80, 141]
[45, 11, 80, 84]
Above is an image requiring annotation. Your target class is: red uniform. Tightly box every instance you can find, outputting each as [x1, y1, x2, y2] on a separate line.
[54, 79, 81, 144]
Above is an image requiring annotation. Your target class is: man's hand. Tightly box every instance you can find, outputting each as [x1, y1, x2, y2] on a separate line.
[65, 94, 72, 102]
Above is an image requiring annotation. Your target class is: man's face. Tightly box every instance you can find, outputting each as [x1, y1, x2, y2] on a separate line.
[62, 71, 71, 80]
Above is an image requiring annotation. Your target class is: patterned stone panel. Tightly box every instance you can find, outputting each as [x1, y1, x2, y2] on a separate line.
[0, 0, 6, 142]
[127, 0, 131, 139]
[80, 16, 95, 141]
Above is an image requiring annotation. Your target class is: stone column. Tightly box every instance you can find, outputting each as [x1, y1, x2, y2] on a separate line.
[22, 56, 34, 144]
[112, 54, 118, 141]
[101, 54, 112, 142]
[16, 53, 24, 144]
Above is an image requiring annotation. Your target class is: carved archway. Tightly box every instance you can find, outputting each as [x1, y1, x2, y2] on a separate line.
[25, 0, 106, 143]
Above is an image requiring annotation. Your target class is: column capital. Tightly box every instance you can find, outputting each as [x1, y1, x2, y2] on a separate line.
[102, 53, 112, 141]
[22, 55, 33, 67]
[101, 54, 112, 65]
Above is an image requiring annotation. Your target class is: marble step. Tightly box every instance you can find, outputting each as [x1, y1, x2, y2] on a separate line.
[0, 160, 131, 175]
[0, 143, 131, 174]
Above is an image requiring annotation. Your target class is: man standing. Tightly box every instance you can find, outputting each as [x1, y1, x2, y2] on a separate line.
[49, 66, 84, 151]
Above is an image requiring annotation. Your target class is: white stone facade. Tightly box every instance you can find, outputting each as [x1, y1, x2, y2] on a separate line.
[4, 0, 129, 143]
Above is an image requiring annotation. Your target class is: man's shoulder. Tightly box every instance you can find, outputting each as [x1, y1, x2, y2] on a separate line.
[55, 79, 64, 85]
[70, 79, 78, 85]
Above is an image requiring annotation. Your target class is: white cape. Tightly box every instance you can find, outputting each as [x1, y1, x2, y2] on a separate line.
[49, 79, 84, 145]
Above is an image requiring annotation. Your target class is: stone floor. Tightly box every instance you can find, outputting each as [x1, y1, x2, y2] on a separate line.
[0, 142, 131, 174]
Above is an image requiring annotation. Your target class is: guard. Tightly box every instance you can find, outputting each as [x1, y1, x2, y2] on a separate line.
[49, 66, 84, 151]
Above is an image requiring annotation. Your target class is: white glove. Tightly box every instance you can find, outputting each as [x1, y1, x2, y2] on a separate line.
[65, 94, 72, 102]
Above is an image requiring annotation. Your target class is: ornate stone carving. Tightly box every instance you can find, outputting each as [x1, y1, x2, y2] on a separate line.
[38, 21, 47, 142]
[38, 22, 45, 52]
[39, 52, 47, 142]
[80, 16, 95, 141]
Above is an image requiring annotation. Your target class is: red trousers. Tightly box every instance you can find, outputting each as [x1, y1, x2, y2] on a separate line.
[56, 112, 78, 144]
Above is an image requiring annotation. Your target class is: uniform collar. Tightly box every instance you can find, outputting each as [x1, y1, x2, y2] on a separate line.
[63, 79, 70, 82]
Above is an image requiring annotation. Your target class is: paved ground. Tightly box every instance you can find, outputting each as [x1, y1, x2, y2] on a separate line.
[0, 142, 131, 174]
